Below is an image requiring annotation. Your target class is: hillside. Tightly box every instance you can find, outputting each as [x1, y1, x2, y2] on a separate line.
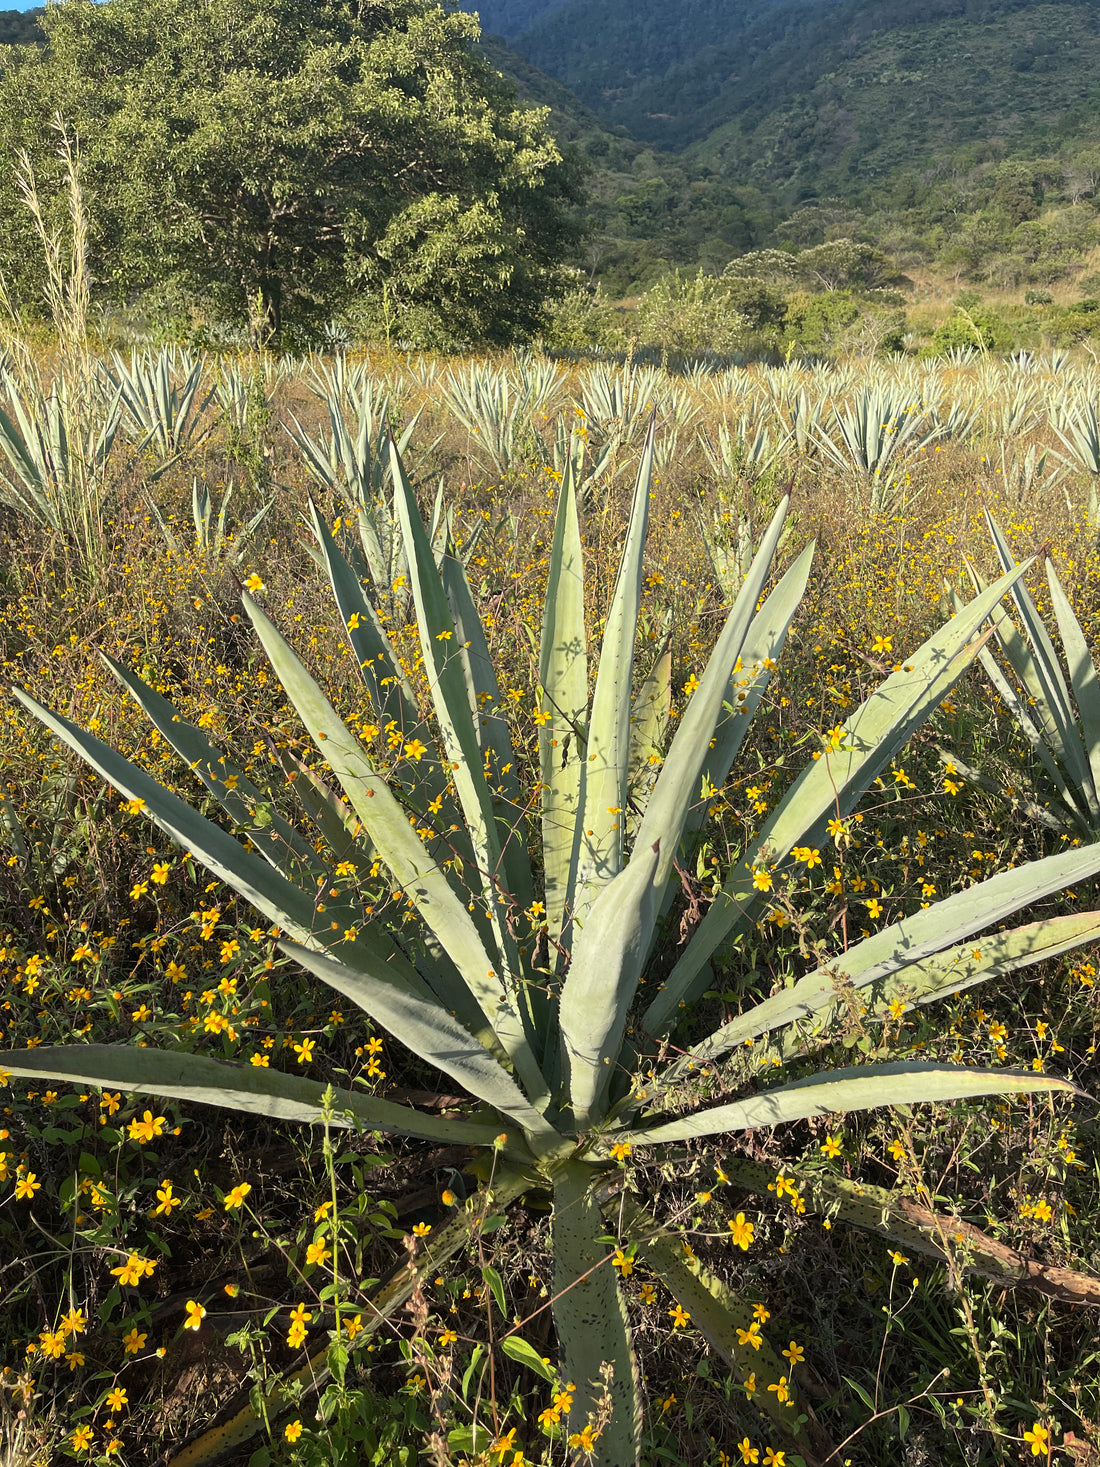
[11, 0, 1100, 300]
[479, 33, 764, 291]
[478, 0, 1100, 205]
[0, 6, 41, 45]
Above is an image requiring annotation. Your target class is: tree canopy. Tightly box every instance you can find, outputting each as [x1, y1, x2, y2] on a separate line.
[0, 0, 581, 345]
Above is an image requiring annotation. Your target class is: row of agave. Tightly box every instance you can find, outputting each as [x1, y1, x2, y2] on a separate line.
[9, 347, 1100, 539]
[0, 349, 279, 539]
[4, 424, 1100, 1464]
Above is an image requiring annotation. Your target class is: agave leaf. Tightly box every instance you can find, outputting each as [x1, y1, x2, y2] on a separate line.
[308, 499, 415, 709]
[614, 1191, 807, 1441]
[559, 840, 660, 1131]
[309, 499, 472, 858]
[11, 686, 376, 954]
[987, 514, 1074, 710]
[649, 544, 816, 932]
[14, 678, 507, 1068]
[389, 442, 528, 983]
[276, 747, 372, 869]
[23, 659, 515, 1075]
[705, 910, 1100, 1074]
[1046, 558, 1100, 808]
[693, 544, 815, 821]
[241, 594, 548, 1109]
[0, 793, 27, 862]
[613, 1062, 1075, 1148]
[668, 840, 1100, 1076]
[0, 399, 47, 498]
[307, 501, 440, 768]
[278, 941, 559, 1144]
[387, 437, 492, 834]
[573, 422, 656, 925]
[272, 747, 490, 1042]
[104, 656, 326, 883]
[627, 637, 671, 794]
[551, 1161, 641, 1466]
[970, 629, 1088, 828]
[538, 448, 588, 949]
[954, 562, 1084, 822]
[643, 558, 1033, 1036]
[959, 559, 1092, 830]
[321, 505, 484, 878]
[0, 1045, 504, 1147]
[440, 548, 535, 916]
[985, 513, 1098, 823]
[634, 494, 796, 906]
[935, 745, 1071, 834]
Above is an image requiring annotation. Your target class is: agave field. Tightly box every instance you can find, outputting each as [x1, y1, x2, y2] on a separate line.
[2, 341, 1100, 1467]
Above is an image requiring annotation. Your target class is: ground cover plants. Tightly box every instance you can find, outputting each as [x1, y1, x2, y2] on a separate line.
[0, 344, 1099, 1467]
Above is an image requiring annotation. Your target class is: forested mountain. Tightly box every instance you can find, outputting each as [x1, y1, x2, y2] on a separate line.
[478, 33, 763, 290]
[474, 0, 1100, 204]
[0, 7, 41, 45]
[470, 0, 572, 34]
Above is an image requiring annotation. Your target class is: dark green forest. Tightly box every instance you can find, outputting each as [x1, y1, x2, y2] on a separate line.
[0, 6, 41, 43]
[471, 0, 1100, 296]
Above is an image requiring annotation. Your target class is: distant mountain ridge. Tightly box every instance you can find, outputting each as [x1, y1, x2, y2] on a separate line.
[469, 0, 1100, 205]
[0, 6, 41, 44]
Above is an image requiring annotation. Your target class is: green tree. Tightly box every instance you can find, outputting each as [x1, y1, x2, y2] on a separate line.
[922, 304, 1015, 357]
[0, 0, 581, 345]
[782, 289, 861, 355]
[793, 238, 899, 293]
[635, 268, 748, 356]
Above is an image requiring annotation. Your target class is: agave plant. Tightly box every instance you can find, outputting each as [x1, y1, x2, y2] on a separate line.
[510, 348, 568, 419]
[148, 477, 275, 568]
[211, 356, 281, 437]
[816, 387, 937, 511]
[700, 416, 788, 485]
[441, 362, 533, 479]
[301, 351, 378, 413]
[981, 383, 1042, 441]
[284, 378, 419, 606]
[6, 431, 1097, 1466]
[546, 415, 614, 506]
[994, 441, 1060, 503]
[767, 387, 826, 456]
[108, 347, 213, 466]
[943, 344, 980, 366]
[0, 363, 122, 549]
[580, 363, 661, 462]
[941, 511, 1100, 839]
[1050, 398, 1100, 530]
[932, 398, 981, 444]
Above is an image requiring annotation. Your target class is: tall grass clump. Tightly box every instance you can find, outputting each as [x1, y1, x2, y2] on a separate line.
[0, 127, 123, 573]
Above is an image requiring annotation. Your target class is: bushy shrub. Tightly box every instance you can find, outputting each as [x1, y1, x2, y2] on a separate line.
[921, 304, 1015, 356]
[1044, 298, 1100, 346]
[721, 273, 789, 338]
[634, 268, 748, 355]
[539, 281, 629, 354]
[781, 289, 862, 354]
